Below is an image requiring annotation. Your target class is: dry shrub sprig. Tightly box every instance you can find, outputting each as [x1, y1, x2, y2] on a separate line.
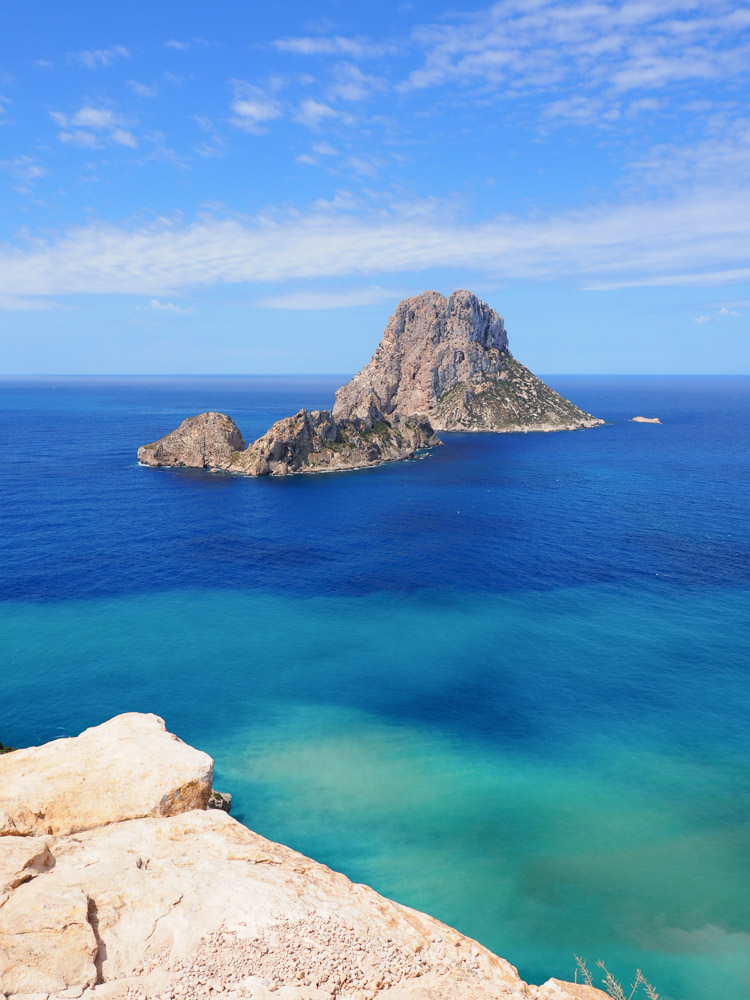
[575, 957, 660, 1000]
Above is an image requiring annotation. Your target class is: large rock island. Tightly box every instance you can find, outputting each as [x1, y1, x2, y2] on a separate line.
[138, 291, 602, 475]
[0, 714, 607, 1000]
[333, 291, 602, 433]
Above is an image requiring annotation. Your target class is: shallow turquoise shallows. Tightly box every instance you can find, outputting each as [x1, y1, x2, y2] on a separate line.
[1, 375, 749, 1000]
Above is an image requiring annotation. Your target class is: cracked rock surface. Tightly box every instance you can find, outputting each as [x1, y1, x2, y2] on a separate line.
[0, 715, 607, 1000]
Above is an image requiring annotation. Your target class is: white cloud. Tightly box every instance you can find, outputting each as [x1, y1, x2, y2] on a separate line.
[164, 37, 213, 51]
[693, 314, 711, 323]
[296, 154, 317, 166]
[0, 296, 57, 311]
[273, 36, 375, 58]
[33, 60, 54, 70]
[326, 63, 386, 102]
[400, 0, 750, 123]
[718, 305, 741, 317]
[149, 299, 194, 315]
[633, 119, 750, 189]
[1, 188, 749, 299]
[1, 155, 46, 192]
[58, 130, 99, 148]
[71, 46, 130, 69]
[295, 99, 341, 129]
[313, 141, 338, 157]
[51, 105, 137, 148]
[111, 128, 138, 148]
[346, 155, 380, 177]
[0, 95, 10, 115]
[127, 79, 158, 98]
[257, 286, 413, 310]
[229, 81, 283, 133]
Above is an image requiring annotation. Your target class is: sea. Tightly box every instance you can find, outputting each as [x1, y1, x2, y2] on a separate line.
[1, 374, 748, 1000]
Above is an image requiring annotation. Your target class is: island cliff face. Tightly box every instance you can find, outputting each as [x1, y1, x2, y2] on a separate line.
[137, 290, 602, 475]
[0, 714, 607, 1000]
[334, 291, 603, 433]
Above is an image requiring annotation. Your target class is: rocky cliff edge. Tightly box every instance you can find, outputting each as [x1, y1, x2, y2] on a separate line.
[0, 714, 607, 1000]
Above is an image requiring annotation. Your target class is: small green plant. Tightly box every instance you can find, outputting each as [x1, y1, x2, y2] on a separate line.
[575, 956, 660, 1000]
[0, 741, 15, 754]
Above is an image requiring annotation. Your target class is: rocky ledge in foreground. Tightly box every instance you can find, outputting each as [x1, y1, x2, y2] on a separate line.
[138, 408, 437, 476]
[0, 714, 607, 1000]
[333, 290, 604, 434]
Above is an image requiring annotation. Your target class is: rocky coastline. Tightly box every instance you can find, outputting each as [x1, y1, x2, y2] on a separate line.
[137, 291, 602, 476]
[0, 714, 607, 1000]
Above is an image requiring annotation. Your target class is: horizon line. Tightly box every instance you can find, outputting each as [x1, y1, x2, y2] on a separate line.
[1, 372, 748, 379]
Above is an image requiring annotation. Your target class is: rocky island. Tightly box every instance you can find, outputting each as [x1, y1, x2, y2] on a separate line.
[138, 291, 603, 475]
[0, 714, 607, 1000]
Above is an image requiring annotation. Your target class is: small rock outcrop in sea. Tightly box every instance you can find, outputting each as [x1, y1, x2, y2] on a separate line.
[138, 411, 246, 470]
[333, 290, 604, 433]
[630, 416, 661, 424]
[139, 407, 438, 476]
[207, 789, 232, 813]
[0, 714, 608, 1000]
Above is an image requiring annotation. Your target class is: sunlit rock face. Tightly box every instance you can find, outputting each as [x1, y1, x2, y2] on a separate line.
[138, 412, 245, 470]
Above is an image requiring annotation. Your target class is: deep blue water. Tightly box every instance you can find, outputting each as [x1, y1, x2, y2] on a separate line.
[1, 375, 749, 1000]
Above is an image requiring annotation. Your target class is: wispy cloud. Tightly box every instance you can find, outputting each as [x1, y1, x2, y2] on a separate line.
[257, 286, 412, 310]
[0, 296, 57, 311]
[1, 189, 749, 298]
[127, 79, 158, 98]
[401, 0, 750, 125]
[326, 63, 386, 102]
[632, 118, 750, 189]
[273, 35, 383, 58]
[164, 37, 213, 51]
[0, 155, 46, 192]
[229, 80, 283, 133]
[70, 46, 130, 69]
[693, 314, 711, 324]
[148, 298, 194, 315]
[295, 98, 342, 129]
[51, 105, 137, 148]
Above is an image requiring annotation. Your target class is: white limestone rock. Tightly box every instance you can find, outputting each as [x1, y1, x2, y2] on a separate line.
[0, 715, 610, 1000]
[0, 713, 213, 837]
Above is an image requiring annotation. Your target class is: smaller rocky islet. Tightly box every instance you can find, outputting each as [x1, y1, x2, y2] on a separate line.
[138, 290, 604, 476]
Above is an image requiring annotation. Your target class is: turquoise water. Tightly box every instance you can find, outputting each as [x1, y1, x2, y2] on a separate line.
[1, 376, 749, 999]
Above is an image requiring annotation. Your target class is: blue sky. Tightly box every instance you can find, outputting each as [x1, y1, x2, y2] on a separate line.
[1, 0, 749, 373]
